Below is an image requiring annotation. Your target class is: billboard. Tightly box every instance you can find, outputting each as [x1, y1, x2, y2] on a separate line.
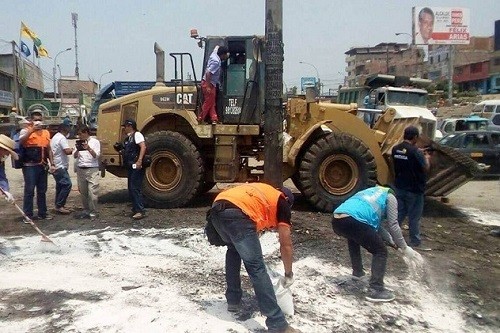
[413, 7, 470, 45]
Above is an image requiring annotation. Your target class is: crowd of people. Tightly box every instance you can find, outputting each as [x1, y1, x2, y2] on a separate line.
[0, 111, 147, 222]
[1, 121, 429, 333]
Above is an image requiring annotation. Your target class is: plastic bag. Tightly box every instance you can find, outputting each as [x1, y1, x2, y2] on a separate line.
[266, 265, 294, 315]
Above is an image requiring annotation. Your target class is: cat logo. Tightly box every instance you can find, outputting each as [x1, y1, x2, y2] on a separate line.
[176, 93, 194, 105]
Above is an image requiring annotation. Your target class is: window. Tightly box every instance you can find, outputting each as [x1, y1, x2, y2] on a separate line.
[492, 114, 500, 126]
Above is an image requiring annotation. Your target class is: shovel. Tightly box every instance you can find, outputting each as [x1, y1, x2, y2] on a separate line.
[0, 187, 55, 244]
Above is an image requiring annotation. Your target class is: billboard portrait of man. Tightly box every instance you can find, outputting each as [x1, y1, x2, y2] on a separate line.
[415, 7, 434, 44]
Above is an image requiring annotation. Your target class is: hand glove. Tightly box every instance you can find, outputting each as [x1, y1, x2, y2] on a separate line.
[3, 191, 15, 204]
[401, 246, 420, 260]
[280, 272, 294, 288]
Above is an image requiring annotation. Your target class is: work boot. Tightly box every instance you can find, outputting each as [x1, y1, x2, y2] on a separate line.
[365, 288, 395, 303]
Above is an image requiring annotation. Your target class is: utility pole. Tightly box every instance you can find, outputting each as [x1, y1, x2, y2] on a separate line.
[263, 0, 283, 188]
[72, 13, 79, 79]
[448, 45, 454, 105]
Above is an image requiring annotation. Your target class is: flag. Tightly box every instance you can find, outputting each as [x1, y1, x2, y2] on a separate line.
[20, 21, 50, 58]
[20, 22, 38, 40]
[34, 45, 49, 58]
[20, 41, 31, 57]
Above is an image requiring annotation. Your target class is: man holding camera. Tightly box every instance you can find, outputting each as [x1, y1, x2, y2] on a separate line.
[74, 126, 100, 219]
[19, 110, 54, 221]
[118, 119, 147, 220]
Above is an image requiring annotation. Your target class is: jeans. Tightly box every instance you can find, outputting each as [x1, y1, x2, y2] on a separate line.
[395, 188, 424, 246]
[210, 203, 288, 331]
[53, 167, 72, 209]
[76, 167, 99, 214]
[127, 167, 145, 213]
[22, 165, 48, 218]
[331, 216, 388, 291]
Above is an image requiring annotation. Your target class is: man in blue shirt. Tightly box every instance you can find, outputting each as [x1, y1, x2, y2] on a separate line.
[198, 45, 229, 124]
[332, 186, 420, 302]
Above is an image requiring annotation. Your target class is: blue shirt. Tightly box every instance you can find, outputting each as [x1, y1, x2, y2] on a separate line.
[0, 161, 9, 191]
[204, 49, 222, 86]
[334, 187, 390, 230]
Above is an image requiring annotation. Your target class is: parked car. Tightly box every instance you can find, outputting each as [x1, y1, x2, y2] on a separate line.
[439, 130, 500, 176]
[470, 99, 500, 131]
[435, 115, 489, 139]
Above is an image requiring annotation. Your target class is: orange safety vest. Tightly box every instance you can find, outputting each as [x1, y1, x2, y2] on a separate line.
[22, 128, 51, 164]
[215, 183, 284, 231]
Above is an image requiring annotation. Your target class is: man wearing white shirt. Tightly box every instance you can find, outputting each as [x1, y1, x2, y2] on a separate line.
[121, 119, 147, 220]
[73, 126, 100, 219]
[50, 124, 73, 214]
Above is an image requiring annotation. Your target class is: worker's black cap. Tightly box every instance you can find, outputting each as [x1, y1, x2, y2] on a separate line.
[280, 187, 294, 207]
[121, 119, 136, 128]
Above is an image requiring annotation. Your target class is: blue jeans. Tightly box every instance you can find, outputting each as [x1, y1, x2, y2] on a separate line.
[210, 203, 288, 331]
[127, 167, 145, 213]
[53, 167, 72, 209]
[395, 188, 424, 246]
[22, 165, 48, 218]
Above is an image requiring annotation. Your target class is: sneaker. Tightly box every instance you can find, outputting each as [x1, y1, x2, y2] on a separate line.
[55, 207, 71, 215]
[352, 270, 366, 281]
[227, 302, 241, 313]
[23, 217, 33, 224]
[38, 215, 53, 220]
[132, 212, 145, 220]
[89, 213, 98, 220]
[75, 212, 90, 219]
[365, 288, 395, 303]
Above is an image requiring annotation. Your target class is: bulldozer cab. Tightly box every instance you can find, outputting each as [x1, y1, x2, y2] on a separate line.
[202, 36, 264, 125]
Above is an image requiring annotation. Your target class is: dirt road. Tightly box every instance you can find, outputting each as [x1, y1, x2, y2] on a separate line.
[0, 161, 499, 332]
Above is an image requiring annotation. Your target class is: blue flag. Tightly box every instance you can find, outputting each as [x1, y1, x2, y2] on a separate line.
[20, 41, 31, 57]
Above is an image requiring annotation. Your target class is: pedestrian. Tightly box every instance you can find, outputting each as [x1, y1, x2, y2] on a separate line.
[209, 183, 300, 333]
[19, 110, 54, 221]
[121, 119, 147, 220]
[331, 186, 421, 302]
[9, 107, 18, 139]
[198, 45, 229, 124]
[0, 134, 19, 204]
[73, 126, 100, 219]
[391, 126, 431, 248]
[50, 124, 73, 214]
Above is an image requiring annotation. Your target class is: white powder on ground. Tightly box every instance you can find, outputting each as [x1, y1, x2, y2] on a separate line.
[0, 228, 486, 332]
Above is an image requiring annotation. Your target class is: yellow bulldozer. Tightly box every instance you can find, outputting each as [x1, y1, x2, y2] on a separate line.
[97, 34, 479, 212]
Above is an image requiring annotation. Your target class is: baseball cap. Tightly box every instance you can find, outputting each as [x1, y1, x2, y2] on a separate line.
[280, 187, 294, 207]
[121, 119, 136, 127]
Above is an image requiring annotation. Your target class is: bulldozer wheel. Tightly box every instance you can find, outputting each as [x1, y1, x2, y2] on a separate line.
[143, 131, 204, 208]
[298, 132, 377, 212]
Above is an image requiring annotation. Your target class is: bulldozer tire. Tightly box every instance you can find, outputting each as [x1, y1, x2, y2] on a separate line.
[298, 132, 377, 212]
[143, 131, 204, 208]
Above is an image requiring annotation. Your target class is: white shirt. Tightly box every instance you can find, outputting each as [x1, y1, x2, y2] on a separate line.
[50, 132, 70, 169]
[77, 136, 101, 168]
[129, 131, 145, 144]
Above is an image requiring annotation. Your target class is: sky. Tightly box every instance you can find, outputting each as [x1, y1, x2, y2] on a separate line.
[0, 0, 499, 94]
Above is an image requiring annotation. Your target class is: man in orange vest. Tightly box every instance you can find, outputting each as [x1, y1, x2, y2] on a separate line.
[19, 110, 55, 221]
[210, 183, 299, 333]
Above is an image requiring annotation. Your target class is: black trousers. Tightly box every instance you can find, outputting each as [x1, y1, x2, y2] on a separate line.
[331, 216, 388, 291]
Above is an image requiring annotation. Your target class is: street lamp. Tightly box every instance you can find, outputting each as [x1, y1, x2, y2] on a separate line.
[99, 70, 113, 90]
[53, 48, 72, 101]
[299, 61, 321, 95]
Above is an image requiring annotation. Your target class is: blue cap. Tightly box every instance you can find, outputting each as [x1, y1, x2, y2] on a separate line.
[280, 187, 294, 207]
